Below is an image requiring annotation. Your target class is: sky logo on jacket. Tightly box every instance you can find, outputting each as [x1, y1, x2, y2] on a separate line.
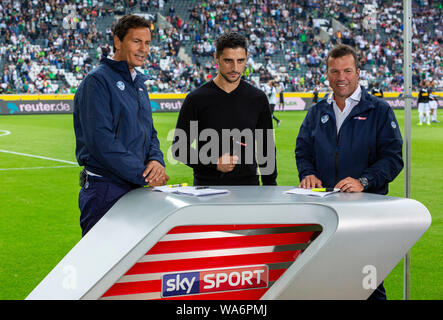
[162, 265, 268, 297]
[116, 81, 125, 91]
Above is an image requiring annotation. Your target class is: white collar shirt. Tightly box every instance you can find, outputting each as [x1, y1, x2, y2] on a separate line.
[110, 56, 137, 81]
[130, 68, 137, 81]
[327, 86, 362, 133]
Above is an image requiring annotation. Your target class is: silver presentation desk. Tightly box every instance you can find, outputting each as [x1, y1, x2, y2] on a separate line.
[26, 186, 431, 300]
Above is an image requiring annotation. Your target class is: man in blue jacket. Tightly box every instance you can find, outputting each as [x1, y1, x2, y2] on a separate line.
[74, 15, 169, 237]
[295, 45, 403, 299]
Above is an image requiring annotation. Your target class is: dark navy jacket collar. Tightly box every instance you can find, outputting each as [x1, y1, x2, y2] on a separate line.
[99, 55, 149, 84]
[350, 86, 376, 116]
[319, 86, 375, 116]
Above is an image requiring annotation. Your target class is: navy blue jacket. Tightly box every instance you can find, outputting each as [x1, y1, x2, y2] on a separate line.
[295, 87, 403, 195]
[74, 56, 164, 187]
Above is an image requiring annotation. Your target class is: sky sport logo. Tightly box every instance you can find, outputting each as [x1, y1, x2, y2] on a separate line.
[162, 265, 268, 297]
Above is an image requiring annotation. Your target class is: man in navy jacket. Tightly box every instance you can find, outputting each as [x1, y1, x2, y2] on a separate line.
[295, 45, 403, 299]
[74, 15, 168, 236]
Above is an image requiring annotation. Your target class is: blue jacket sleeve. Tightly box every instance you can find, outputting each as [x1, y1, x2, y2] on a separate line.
[146, 121, 165, 167]
[295, 108, 317, 181]
[79, 75, 148, 186]
[361, 106, 404, 190]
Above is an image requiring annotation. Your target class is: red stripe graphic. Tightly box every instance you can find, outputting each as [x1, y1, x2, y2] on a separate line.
[127, 251, 301, 275]
[103, 279, 160, 297]
[147, 232, 313, 255]
[101, 224, 320, 300]
[167, 224, 316, 234]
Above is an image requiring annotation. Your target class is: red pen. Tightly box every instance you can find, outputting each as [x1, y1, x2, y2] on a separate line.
[232, 138, 247, 147]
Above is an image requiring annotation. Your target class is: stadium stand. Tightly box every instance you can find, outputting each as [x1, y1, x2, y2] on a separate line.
[0, 0, 441, 94]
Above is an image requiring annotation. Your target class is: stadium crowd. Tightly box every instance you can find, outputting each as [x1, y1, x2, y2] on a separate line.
[0, 0, 441, 94]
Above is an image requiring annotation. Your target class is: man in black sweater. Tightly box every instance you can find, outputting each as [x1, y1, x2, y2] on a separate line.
[172, 32, 277, 186]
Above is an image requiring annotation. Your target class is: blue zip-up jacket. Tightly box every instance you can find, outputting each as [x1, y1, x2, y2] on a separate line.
[295, 87, 403, 195]
[74, 56, 165, 187]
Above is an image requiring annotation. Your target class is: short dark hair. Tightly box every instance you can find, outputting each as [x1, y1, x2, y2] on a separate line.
[326, 44, 359, 70]
[112, 14, 152, 52]
[215, 32, 247, 57]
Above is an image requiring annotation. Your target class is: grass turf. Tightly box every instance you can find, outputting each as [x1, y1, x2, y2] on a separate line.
[0, 110, 441, 299]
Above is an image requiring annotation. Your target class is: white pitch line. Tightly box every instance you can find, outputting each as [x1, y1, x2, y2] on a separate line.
[0, 130, 11, 137]
[0, 149, 78, 165]
[0, 165, 78, 171]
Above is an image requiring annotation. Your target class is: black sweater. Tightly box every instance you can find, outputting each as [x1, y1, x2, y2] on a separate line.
[173, 80, 277, 185]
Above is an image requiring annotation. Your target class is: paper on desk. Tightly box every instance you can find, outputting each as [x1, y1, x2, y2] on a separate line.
[284, 188, 340, 197]
[152, 186, 229, 197]
[151, 185, 177, 193]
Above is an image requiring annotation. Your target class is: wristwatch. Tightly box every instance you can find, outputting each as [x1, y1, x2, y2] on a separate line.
[359, 177, 369, 190]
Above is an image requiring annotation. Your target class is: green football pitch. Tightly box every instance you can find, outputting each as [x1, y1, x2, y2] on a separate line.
[0, 110, 441, 300]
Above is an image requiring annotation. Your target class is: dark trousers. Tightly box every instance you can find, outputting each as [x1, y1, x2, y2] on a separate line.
[270, 103, 280, 122]
[368, 281, 387, 300]
[78, 175, 135, 237]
